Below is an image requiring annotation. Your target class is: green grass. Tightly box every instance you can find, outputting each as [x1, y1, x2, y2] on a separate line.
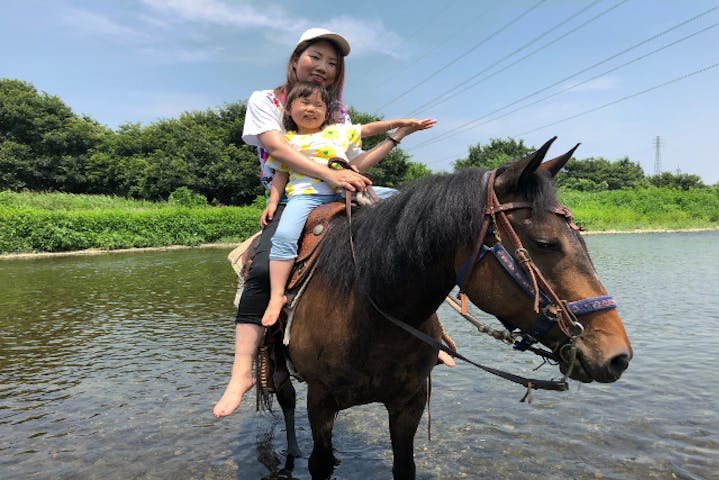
[0, 191, 263, 254]
[559, 187, 719, 231]
[1, 187, 718, 254]
[0, 190, 164, 211]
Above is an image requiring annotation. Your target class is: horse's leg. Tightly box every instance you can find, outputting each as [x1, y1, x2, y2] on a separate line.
[307, 386, 339, 480]
[386, 383, 427, 480]
[275, 377, 302, 459]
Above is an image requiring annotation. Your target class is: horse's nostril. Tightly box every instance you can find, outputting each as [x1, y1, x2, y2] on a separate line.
[609, 353, 630, 375]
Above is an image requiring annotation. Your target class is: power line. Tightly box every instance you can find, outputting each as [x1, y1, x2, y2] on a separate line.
[407, 6, 719, 151]
[407, 0, 614, 116]
[372, 0, 548, 112]
[364, 1, 493, 89]
[514, 61, 718, 137]
[418, 62, 717, 171]
[490, 23, 718, 127]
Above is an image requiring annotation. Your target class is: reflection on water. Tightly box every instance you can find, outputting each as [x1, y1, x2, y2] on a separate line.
[1, 233, 718, 479]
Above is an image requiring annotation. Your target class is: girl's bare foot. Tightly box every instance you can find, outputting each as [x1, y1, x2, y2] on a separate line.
[213, 373, 255, 418]
[261, 295, 287, 327]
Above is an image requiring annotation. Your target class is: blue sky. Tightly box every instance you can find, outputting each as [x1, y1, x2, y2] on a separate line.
[2, 0, 718, 184]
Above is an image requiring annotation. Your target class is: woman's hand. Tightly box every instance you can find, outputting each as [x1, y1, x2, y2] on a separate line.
[261, 204, 277, 227]
[393, 118, 437, 140]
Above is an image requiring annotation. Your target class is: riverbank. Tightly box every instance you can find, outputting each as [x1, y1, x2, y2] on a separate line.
[3, 227, 718, 260]
[0, 242, 240, 260]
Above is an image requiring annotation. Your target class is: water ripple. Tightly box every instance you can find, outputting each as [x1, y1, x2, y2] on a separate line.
[1, 235, 718, 479]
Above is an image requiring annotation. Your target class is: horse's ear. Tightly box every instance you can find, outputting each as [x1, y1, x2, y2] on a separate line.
[495, 136, 556, 192]
[538, 143, 580, 178]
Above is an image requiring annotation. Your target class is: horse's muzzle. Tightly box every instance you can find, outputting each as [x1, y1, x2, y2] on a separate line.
[558, 340, 632, 383]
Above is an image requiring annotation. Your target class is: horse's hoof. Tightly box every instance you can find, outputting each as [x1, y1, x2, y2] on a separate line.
[286, 446, 303, 458]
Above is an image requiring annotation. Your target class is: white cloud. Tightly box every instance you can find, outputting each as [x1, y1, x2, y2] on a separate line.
[138, 0, 405, 58]
[140, 46, 223, 64]
[62, 10, 149, 43]
[139, 0, 291, 29]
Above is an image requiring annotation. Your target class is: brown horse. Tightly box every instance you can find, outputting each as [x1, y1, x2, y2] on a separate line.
[271, 137, 632, 479]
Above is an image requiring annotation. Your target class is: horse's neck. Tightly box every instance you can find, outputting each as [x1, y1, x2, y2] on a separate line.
[367, 261, 456, 326]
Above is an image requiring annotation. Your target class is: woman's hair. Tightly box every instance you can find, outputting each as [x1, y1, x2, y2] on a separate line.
[282, 82, 335, 132]
[279, 38, 346, 124]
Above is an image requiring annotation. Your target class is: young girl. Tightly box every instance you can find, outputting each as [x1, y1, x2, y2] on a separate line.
[261, 81, 437, 327]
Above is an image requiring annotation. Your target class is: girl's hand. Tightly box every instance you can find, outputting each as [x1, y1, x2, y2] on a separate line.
[261, 204, 277, 227]
[324, 168, 371, 192]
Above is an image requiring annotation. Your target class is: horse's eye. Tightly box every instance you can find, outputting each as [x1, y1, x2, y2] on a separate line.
[534, 239, 560, 251]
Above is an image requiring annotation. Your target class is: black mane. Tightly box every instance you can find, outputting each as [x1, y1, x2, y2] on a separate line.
[314, 165, 559, 308]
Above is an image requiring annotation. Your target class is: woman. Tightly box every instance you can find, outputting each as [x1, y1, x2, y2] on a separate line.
[213, 28, 450, 419]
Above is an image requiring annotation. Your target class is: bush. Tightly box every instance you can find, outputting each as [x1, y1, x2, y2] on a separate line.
[168, 186, 208, 208]
[559, 186, 719, 231]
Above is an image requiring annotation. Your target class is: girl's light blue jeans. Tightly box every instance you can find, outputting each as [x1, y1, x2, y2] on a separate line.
[269, 186, 396, 261]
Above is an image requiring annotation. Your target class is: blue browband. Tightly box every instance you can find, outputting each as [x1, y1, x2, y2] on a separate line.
[456, 242, 617, 351]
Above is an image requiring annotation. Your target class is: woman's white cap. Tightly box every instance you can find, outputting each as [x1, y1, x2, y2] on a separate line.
[297, 28, 351, 56]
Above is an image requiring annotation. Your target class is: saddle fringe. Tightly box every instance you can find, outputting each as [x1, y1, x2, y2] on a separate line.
[255, 344, 274, 412]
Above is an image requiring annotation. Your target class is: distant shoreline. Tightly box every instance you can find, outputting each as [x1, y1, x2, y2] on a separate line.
[580, 227, 719, 235]
[2, 228, 718, 260]
[0, 243, 238, 260]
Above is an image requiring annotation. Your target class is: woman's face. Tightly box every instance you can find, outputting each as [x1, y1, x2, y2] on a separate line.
[292, 40, 339, 88]
[288, 91, 328, 134]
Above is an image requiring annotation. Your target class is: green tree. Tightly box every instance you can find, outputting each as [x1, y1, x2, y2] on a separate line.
[0, 79, 71, 148]
[453, 137, 534, 170]
[558, 157, 645, 190]
[0, 141, 32, 190]
[0, 78, 110, 192]
[404, 162, 433, 182]
[648, 172, 705, 190]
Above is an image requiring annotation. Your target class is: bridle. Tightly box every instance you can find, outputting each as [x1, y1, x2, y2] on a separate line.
[455, 169, 617, 356]
[366, 168, 618, 397]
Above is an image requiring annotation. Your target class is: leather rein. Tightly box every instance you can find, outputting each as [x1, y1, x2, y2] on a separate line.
[367, 169, 617, 398]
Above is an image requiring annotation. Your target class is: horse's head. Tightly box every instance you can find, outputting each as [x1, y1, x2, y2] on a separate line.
[459, 137, 632, 383]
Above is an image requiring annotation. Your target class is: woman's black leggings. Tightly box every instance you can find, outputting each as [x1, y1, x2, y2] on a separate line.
[235, 205, 285, 326]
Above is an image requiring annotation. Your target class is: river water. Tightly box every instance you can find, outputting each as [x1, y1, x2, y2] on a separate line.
[1, 232, 717, 480]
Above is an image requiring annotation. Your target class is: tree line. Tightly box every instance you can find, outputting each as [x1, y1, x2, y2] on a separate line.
[0, 79, 430, 205]
[1, 79, 709, 207]
[454, 138, 708, 190]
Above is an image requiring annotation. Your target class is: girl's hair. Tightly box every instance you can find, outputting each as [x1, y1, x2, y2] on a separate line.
[282, 82, 335, 132]
[277, 38, 346, 123]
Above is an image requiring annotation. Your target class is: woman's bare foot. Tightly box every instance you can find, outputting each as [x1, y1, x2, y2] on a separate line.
[262, 294, 287, 327]
[438, 350, 456, 367]
[213, 373, 255, 418]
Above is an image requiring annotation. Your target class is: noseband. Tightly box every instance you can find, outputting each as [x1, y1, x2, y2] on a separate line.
[456, 170, 617, 353]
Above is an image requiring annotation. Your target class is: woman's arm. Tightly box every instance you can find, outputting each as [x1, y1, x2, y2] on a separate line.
[352, 118, 437, 172]
[258, 130, 371, 192]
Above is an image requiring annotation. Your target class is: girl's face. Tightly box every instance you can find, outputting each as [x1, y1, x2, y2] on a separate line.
[288, 91, 327, 134]
[292, 40, 339, 88]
